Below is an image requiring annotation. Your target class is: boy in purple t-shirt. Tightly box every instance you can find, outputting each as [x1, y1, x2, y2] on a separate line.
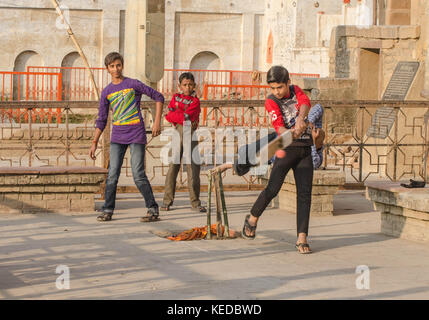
[90, 52, 164, 222]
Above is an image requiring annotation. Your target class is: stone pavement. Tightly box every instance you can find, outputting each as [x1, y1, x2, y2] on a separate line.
[0, 190, 429, 300]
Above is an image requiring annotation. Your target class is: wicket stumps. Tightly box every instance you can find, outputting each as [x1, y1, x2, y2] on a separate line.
[207, 168, 230, 239]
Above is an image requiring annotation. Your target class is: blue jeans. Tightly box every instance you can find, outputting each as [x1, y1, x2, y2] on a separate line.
[102, 143, 158, 213]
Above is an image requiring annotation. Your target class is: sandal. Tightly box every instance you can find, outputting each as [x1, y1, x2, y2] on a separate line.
[242, 214, 257, 239]
[140, 208, 160, 223]
[295, 243, 313, 254]
[97, 212, 113, 221]
[160, 205, 171, 211]
[140, 215, 161, 223]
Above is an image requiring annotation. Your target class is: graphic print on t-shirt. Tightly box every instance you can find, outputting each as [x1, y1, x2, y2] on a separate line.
[107, 88, 141, 126]
[278, 98, 299, 129]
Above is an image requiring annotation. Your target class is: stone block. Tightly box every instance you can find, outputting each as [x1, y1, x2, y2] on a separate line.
[55, 193, 68, 200]
[381, 40, 395, 49]
[80, 174, 93, 184]
[357, 39, 382, 49]
[70, 199, 94, 211]
[0, 186, 20, 193]
[28, 175, 44, 185]
[4, 193, 19, 201]
[68, 193, 82, 200]
[42, 194, 56, 200]
[0, 176, 5, 184]
[380, 26, 400, 39]
[22, 200, 46, 209]
[68, 174, 81, 184]
[31, 194, 43, 201]
[398, 26, 420, 39]
[46, 200, 69, 210]
[19, 185, 43, 193]
[81, 193, 94, 200]
[4, 176, 18, 185]
[45, 185, 70, 193]
[387, 0, 411, 9]
[17, 175, 32, 185]
[55, 175, 69, 184]
[75, 185, 99, 193]
[41, 175, 56, 185]
[386, 12, 410, 26]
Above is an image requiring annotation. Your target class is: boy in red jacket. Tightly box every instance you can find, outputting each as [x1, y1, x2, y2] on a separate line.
[161, 73, 206, 212]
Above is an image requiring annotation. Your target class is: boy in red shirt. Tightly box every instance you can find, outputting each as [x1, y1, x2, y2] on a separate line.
[161, 73, 206, 213]
[242, 65, 314, 254]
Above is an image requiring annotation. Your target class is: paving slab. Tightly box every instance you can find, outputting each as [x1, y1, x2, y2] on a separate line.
[0, 190, 428, 300]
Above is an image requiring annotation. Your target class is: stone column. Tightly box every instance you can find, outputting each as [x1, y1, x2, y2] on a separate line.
[421, 1, 429, 99]
[240, 13, 255, 70]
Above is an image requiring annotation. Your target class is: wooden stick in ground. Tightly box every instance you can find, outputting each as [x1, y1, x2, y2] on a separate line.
[217, 170, 230, 238]
[206, 172, 212, 240]
[51, 0, 100, 100]
[213, 172, 223, 239]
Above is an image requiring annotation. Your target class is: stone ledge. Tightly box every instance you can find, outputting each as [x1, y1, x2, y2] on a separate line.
[0, 166, 107, 175]
[365, 181, 429, 213]
[335, 25, 420, 40]
[366, 181, 429, 242]
[0, 166, 107, 214]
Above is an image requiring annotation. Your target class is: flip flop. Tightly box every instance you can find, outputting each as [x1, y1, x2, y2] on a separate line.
[295, 243, 313, 254]
[242, 214, 257, 239]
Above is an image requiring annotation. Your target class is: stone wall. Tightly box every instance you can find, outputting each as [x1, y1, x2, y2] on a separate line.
[165, 0, 265, 71]
[0, 167, 107, 214]
[329, 25, 423, 100]
[0, 0, 127, 71]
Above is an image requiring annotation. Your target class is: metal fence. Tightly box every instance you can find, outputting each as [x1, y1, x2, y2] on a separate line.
[0, 100, 428, 192]
[28, 66, 109, 101]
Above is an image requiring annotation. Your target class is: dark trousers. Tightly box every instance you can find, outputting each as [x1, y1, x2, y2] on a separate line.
[250, 146, 313, 235]
[102, 143, 158, 213]
[163, 125, 201, 207]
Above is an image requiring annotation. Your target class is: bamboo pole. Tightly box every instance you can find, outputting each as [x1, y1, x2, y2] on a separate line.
[207, 173, 212, 240]
[214, 173, 223, 239]
[217, 170, 229, 238]
[51, 0, 109, 197]
[51, 0, 100, 100]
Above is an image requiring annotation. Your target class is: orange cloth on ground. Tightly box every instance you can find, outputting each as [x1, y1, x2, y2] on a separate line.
[167, 224, 225, 241]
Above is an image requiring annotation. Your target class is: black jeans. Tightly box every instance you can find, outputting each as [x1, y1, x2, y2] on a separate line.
[250, 146, 313, 235]
[102, 143, 158, 214]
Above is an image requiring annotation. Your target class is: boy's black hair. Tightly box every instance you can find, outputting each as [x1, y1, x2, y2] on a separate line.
[104, 52, 124, 68]
[267, 65, 290, 84]
[179, 72, 195, 84]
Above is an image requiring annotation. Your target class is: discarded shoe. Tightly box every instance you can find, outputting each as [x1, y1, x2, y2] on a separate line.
[400, 179, 426, 188]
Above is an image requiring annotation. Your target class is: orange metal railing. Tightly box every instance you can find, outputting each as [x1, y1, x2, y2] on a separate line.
[160, 69, 319, 99]
[0, 71, 63, 124]
[200, 84, 271, 127]
[0, 71, 62, 102]
[28, 66, 109, 101]
[160, 69, 268, 99]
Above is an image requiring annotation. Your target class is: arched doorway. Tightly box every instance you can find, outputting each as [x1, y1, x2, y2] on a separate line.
[190, 51, 221, 70]
[61, 52, 85, 100]
[13, 50, 43, 100]
[188, 52, 222, 96]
